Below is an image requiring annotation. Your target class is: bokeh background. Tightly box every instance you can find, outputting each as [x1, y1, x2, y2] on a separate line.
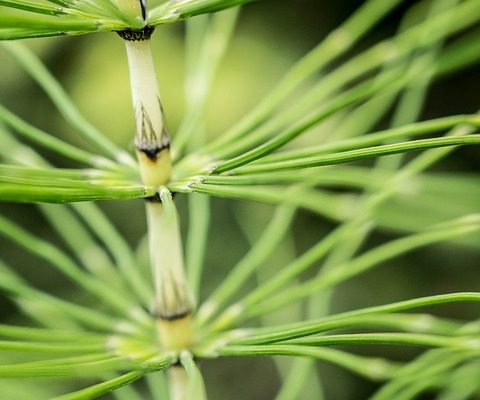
[0, 0, 479, 398]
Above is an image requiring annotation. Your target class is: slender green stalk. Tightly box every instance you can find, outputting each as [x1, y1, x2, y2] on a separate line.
[0, 126, 153, 306]
[0, 340, 106, 353]
[437, 361, 480, 400]
[52, 371, 145, 400]
[186, 194, 211, 301]
[275, 359, 325, 400]
[0, 259, 119, 331]
[371, 350, 475, 400]
[71, 203, 154, 308]
[202, 0, 406, 152]
[149, 0, 258, 24]
[38, 204, 123, 288]
[173, 9, 239, 156]
[231, 293, 480, 344]
[232, 135, 480, 174]
[180, 351, 207, 400]
[0, 105, 117, 169]
[0, 184, 153, 203]
[245, 216, 480, 318]
[256, 114, 480, 164]
[197, 205, 296, 326]
[0, 355, 130, 378]
[188, 184, 350, 222]
[112, 382, 144, 400]
[0, 324, 103, 342]
[0, 0, 66, 16]
[287, 333, 477, 349]
[233, 314, 462, 346]
[218, 344, 399, 381]
[274, 9, 456, 389]
[146, 371, 169, 400]
[203, 0, 480, 160]
[212, 69, 405, 173]
[0, 215, 149, 323]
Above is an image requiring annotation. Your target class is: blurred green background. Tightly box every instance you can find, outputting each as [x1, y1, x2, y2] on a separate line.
[0, 0, 479, 398]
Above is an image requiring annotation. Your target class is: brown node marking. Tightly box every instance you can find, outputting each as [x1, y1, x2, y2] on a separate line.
[151, 303, 192, 321]
[151, 278, 193, 321]
[155, 309, 192, 322]
[136, 139, 170, 162]
[135, 103, 170, 161]
[116, 25, 155, 41]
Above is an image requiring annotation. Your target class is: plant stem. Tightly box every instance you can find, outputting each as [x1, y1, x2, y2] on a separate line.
[124, 36, 171, 187]
[168, 366, 189, 400]
[146, 189, 193, 349]
[120, 3, 193, 351]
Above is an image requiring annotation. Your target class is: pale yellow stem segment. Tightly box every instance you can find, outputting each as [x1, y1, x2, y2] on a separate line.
[168, 366, 189, 400]
[121, 2, 193, 354]
[146, 189, 193, 349]
[125, 38, 172, 187]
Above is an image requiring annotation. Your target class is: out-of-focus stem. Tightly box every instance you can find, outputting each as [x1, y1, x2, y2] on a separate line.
[146, 189, 193, 349]
[168, 366, 189, 400]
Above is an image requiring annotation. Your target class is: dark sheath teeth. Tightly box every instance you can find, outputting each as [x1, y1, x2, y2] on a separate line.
[117, 25, 155, 41]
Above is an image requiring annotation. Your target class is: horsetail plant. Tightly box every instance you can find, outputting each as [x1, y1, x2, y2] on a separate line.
[0, 0, 479, 399]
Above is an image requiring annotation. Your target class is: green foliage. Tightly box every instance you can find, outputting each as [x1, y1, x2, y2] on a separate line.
[0, 0, 479, 399]
[0, 0, 256, 39]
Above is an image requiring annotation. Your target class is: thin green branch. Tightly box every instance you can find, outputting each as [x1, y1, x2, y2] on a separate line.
[146, 371, 169, 400]
[187, 184, 350, 222]
[0, 105, 117, 169]
[186, 194, 211, 302]
[256, 114, 480, 165]
[38, 204, 125, 290]
[232, 134, 480, 174]
[245, 215, 480, 318]
[0, 324, 103, 342]
[0, 183, 154, 203]
[149, 0, 254, 24]
[52, 371, 145, 400]
[179, 351, 207, 400]
[202, 0, 480, 159]
[197, 205, 296, 327]
[212, 69, 404, 173]
[0, 355, 130, 378]
[71, 203, 154, 309]
[201, 0, 405, 152]
[0, 259, 119, 331]
[232, 293, 480, 345]
[218, 344, 399, 381]
[174, 9, 239, 156]
[0, 43, 135, 167]
[0, 0, 65, 16]
[287, 332, 477, 350]
[0, 340, 105, 353]
[0, 215, 149, 322]
[371, 349, 475, 400]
